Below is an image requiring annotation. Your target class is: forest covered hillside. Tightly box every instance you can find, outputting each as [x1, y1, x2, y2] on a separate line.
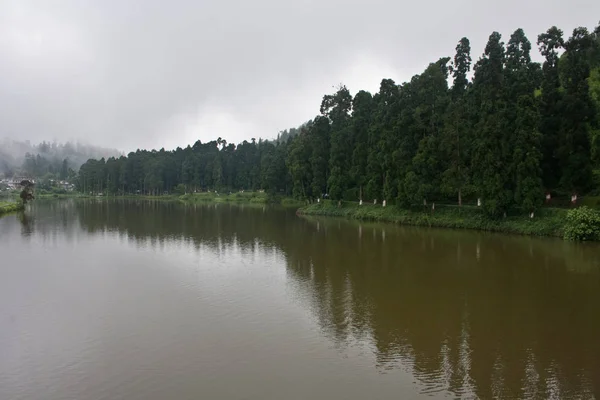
[0, 140, 120, 180]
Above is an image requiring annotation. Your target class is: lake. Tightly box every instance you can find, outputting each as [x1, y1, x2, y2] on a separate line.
[1, 199, 599, 399]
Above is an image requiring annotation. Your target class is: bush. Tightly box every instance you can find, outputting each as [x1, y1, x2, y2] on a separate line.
[342, 188, 359, 202]
[563, 206, 600, 241]
[579, 196, 600, 208]
[174, 184, 186, 195]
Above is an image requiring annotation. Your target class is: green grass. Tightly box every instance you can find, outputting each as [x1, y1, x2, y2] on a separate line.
[298, 201, 568, 238]
[178, 191, 269, 204]
[37, 193, 92, 199]
[280, 197, 306, 208]
[0, 201, 25, 216]
[177, 191, 301, 206]
[38, 190, 300, 206]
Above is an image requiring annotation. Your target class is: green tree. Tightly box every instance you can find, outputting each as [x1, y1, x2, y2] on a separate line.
[558, 27, 595, 194]
[308, 117, 330, 197]
[322, 85, 353, 200]
[60, 158, 69, 180]
[409, 58, 451, 205]
[471, 32, 511, 217]
[350, 90, 373, 200]
[537, 26, 565, 191]
[442, 37, 473, 206]
[368, 79, 400, 202]
[512, 96, 543, 211]
[504, 29, 543, 210]
[286, 130, 312, 199]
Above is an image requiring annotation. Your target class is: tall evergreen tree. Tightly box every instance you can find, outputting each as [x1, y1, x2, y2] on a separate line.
[308, 116, 330, 197]
[471, 32, 511, 217]
[350, 90, 373, 200]
[367, 79, 400, 202]
[512, 96, 543, 211]
[322, 85, 353, 200]
[559, 27, 595, 194]
[505, 29, 544, 210]
[537, 26, 565, 191]
[286, 131, 312, 199]
[409, 58, 451, 205]
[442, 37, 472, 206]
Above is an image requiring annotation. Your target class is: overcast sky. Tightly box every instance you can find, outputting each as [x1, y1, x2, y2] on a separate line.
[1, 0, 598, 152]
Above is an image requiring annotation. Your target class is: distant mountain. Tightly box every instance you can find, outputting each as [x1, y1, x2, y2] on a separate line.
[0, 139, 121, 178]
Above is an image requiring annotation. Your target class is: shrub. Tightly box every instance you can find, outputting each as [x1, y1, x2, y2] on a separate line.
[563, 206, 600, 241]
[174, 184, 186, 195]
[579, 196, 600, 208]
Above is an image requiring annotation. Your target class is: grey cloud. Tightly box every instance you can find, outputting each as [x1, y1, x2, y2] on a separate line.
[1, 0, 598, 152]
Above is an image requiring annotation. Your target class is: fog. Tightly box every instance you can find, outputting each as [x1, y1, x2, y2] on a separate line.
[1, 0, 598, 152]
[0, 139, 119, 177]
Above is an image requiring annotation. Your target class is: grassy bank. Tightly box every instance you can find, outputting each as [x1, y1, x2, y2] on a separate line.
[37, 193, 92, 199]
[0, 201, 25, 216]
[298, 201, 568, 238]
[36, 190, 304, 207]
[178, 192, 304, 207]
[179, 191, 268, 204]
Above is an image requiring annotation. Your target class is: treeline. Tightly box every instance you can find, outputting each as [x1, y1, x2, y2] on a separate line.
[78, 137, 288, 195]
[78, 23, 600, 217]
[22, 154, 76, 181]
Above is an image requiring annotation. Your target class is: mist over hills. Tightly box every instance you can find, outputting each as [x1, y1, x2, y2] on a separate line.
[0, 139, 121, 178]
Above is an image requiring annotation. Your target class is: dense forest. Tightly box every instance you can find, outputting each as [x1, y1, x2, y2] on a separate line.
[78, 23, 600, 217]
[0, 140, 119, 180]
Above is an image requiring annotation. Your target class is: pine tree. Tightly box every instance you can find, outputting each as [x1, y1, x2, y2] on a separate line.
[559, 27, 595, 194]
[505, 29, 543, 211]
[322, 85, 353, 200]
[537, 26, 565, 191]
[442, 37, 472, 206]
[471, 32, 511, 217]
[410, 58, 451, 204]
[308, 116, 330, 197]
[367, 80, 399, 201]
[512, 96, 543, 211]
[350, 90, 373, 200]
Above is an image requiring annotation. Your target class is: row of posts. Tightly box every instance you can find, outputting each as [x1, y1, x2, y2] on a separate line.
[316, 192, 578, 218]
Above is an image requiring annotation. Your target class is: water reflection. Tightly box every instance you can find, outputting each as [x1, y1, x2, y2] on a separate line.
[288, 218, 600, 399]
[12, 200, 600, 399]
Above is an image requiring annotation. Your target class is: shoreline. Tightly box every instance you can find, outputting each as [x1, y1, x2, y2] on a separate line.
[36, 192, 305, 207]
[8, 194, 599, 240]
[0, 201, 25, 216]
[297, 201, 569, 239]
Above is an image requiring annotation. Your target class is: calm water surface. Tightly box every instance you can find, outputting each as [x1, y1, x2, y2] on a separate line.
[1, 199, 600, 399]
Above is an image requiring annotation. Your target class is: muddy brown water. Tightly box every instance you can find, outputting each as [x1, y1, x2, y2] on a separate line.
[1, 199, 599, 399]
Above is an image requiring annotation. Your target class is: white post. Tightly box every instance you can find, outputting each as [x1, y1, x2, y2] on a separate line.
[359, 199, 363, 206]
[477, 198, 481, 207]
[374, 199, 377, 205]
[382, 200, 386, 207]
